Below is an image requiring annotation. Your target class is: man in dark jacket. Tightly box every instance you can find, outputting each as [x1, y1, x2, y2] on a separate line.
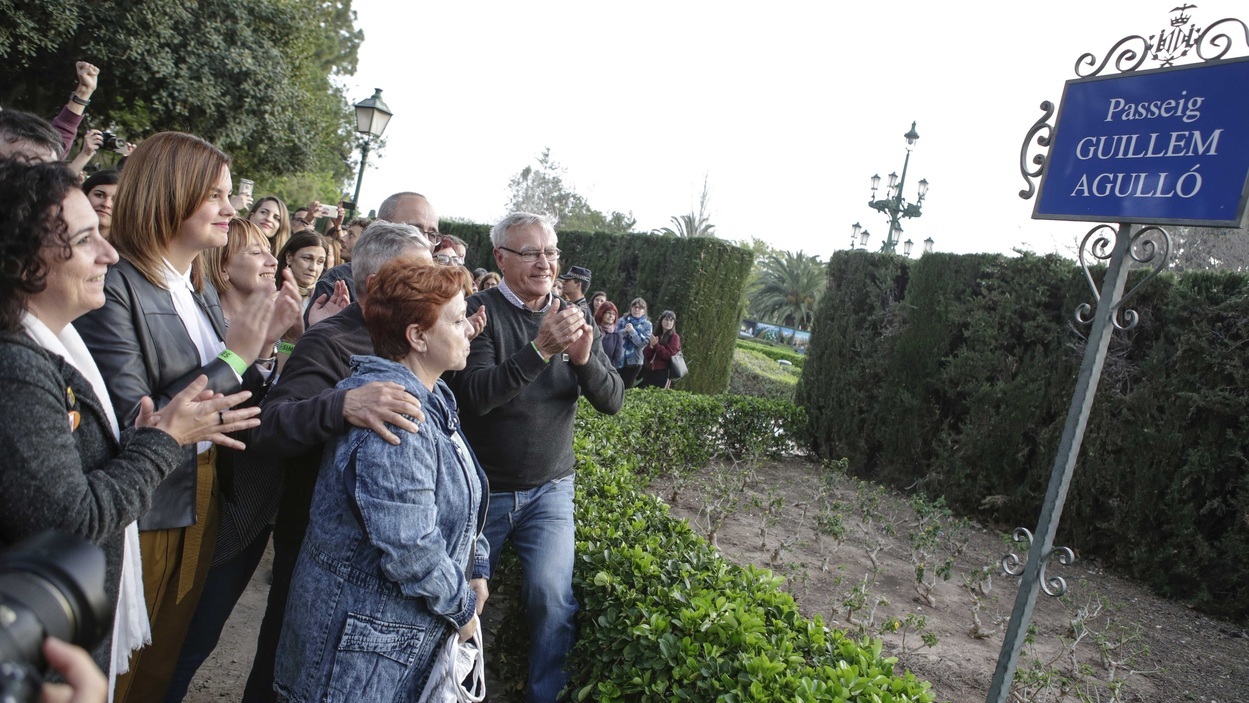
[240, 215, 454, 703]
[452, 213, 623, 703]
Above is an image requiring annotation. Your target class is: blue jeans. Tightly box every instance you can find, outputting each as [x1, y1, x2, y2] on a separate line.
[483, 474, 577, 703]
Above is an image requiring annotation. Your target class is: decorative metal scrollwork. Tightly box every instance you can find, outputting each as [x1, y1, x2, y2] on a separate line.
[1075, 225, 1172, 330]
[1000, 527, 1075, 598]
[1197, 18, 1249, 61]
[1075, 225, 1118, 325]
[1018, 102, 1054, 200]
[1000, 527, 1032, 576]
[1040, 546, 1076, 597]
[1073, 12, 1247, 78]
[1074, 35, 1150, 77]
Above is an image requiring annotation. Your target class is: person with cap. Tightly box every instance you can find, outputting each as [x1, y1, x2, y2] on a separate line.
[558, 265, 593, 323]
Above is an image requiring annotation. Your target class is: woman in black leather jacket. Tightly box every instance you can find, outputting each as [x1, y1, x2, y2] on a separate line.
[75, 132, 301, 703]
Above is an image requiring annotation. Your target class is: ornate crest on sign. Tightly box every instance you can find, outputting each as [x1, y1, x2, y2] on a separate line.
[1150, 4, 1202, 66]
[1068, 6, 1247, 78]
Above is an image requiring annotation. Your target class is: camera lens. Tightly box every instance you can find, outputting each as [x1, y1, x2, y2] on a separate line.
[0, 533, 111, 674]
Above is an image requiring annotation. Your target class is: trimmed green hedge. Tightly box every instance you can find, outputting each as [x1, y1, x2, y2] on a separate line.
[443, 221, 753, 395]
[736, 338, 806, 368]
[798, 250, 1249, 622]
[729, 347, 801, 402]
[487, 390, 935, 702]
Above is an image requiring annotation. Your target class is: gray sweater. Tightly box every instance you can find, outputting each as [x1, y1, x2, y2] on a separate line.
[0, 331, 183, 671]
[452, 288, 623, 491]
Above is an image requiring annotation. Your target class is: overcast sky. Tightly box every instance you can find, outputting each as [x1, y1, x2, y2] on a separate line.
[341, 0, 1247, 260]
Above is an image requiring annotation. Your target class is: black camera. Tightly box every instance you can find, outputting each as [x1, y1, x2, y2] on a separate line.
[99, 132, 127, 154]
[0, 532, 111, 703]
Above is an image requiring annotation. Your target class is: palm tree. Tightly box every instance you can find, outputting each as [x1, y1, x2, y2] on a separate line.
[749, 250, 826, 331]
[656, 176, 716, 237]
[659, 211, 716, 238]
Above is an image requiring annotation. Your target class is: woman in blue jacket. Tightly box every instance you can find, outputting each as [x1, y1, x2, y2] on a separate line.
[274, 258, 489, 703]
[618, 296, 653, 387]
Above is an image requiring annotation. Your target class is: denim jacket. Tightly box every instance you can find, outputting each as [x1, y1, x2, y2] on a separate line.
[274, 355, 489, 703]
[619, 314, 652, 366]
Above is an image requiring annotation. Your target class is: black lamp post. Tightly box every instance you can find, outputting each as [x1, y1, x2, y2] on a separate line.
[349, 88, 393, 218]
[866, 121, 930, 254]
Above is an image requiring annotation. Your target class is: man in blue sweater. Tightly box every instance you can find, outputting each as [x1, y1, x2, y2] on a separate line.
[452, 212, 623, 702]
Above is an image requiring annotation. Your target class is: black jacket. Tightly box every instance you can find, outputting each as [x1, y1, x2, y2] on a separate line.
[253, 302, 374, 548]
[77, 259, 266, 530]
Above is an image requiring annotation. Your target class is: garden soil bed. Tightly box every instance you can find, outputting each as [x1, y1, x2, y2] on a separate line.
[649, 456, 1249, 703]
[185, 456, 1248, 703]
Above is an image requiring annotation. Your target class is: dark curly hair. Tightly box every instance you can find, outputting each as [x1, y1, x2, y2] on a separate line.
[0, 160, 79, 332]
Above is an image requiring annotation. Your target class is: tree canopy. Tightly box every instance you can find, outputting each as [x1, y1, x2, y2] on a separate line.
[506, 149, 636, 233]
[1167, 225, 1249, 272]
[1, 0, 362, 188]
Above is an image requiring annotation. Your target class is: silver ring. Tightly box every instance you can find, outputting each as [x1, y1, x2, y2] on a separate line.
[218, 410, 225, 425]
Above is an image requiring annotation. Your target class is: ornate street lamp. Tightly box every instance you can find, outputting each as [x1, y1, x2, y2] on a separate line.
[866, 121, 930, 254]
[850, 222, 872, 250]
[349, 88, 394, 217]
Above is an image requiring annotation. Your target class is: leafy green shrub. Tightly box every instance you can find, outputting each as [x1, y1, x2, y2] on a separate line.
[736, 338, 807, 368]
[728, 347, 801, 402]
[488, 391, 934, 702]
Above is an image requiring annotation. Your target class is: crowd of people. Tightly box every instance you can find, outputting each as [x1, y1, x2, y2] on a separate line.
[0, 62, 686, 703]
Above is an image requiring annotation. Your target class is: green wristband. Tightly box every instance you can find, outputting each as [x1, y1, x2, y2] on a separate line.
[531, 341, 550, 363]
[277, 341, 296, 356]
[217, 349, 248, 376]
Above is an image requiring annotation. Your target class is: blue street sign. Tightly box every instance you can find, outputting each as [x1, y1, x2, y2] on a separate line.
[1035, 57, 1249, 226]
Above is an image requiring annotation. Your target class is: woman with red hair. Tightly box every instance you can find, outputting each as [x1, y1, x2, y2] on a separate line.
[274, 256, 490, 702]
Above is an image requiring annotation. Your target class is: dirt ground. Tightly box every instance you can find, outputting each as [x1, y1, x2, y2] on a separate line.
[186, 456, 1249, 703]
[650, 457, 1249, 703]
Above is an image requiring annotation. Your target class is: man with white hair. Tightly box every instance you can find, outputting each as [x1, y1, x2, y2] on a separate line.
[452, 212, 623, 702]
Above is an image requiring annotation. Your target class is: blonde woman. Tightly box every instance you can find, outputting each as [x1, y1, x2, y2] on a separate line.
[75, 132, 301, 703]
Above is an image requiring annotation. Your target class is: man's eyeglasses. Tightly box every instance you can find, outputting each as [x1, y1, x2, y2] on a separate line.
[433, 253, 465, 266]
[497, 246, 560, 263]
